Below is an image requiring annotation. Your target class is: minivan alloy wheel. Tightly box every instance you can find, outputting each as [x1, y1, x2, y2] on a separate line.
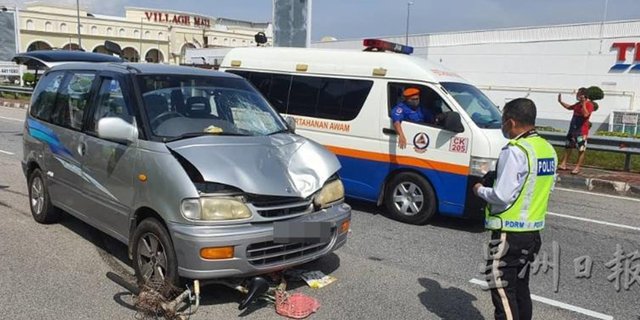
[137, 233, 168, 282]
[392, 182, 424, 216]
[30, 176, 45, 215]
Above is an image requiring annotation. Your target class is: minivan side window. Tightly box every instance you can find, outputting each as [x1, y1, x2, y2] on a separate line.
[30, 71, 65, 122]
[387, 82, 452, 126]
[51, 72, 96, 130]
[91, 78, 133, 133]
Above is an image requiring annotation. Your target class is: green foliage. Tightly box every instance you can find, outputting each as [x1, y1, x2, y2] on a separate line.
[22, 72, 36, 86]
[587, 86, 604, 101]
[536, 126, 565, 133]
[595, 130, 640, 139]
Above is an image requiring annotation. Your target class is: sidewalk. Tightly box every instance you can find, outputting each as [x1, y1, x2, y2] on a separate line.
[556, 166, 640, 199]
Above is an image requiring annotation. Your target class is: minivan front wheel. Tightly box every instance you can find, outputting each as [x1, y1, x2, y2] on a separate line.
[132, 218, 180, 287]
[28, 168, 61, 224]
[384, 172, 436, 225]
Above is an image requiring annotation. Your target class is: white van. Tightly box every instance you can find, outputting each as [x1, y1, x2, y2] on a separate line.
[221, 39, 507, 225]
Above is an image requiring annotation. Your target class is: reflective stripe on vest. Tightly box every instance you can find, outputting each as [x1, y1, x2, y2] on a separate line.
[485, 135, 557, 232]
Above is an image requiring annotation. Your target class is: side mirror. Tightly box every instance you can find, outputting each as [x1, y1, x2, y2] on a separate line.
[285, 116, 296, 134]
[97, 117, 137, 143]
[439, 112, 465, 133]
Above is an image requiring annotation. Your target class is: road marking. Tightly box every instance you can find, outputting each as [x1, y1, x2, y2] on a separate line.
[555, 187, 640, 203]
[548, 211, 640, 232]
[469, 279, 613, 320]
[0, 116, 23, 122]
[0, 150, 15, 155]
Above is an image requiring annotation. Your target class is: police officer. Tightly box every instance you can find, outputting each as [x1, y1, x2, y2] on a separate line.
[391, 88, 436, 149]
[473, 98, 557, 320]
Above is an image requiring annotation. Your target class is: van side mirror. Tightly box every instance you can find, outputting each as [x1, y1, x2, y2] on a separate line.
[285, 116, 296, 134]
[438, 112, 465, 133]
[97, 117, 137, 143]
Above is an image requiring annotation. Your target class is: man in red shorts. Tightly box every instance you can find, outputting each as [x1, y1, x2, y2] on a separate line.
[557, 87, 594, 174]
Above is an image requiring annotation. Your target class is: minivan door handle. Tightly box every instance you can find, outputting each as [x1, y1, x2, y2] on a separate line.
[382, 128, 397, 135]
[77, 141, 87, 156]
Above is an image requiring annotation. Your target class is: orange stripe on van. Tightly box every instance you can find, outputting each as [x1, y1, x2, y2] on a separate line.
[325, 145, 469, 176]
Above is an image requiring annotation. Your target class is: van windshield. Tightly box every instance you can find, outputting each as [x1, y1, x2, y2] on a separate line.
[441, 82, 502, 129]
[137, 75, 287, 139]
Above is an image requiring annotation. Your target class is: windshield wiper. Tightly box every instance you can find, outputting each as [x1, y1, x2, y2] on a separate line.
[267, 128, 289, 135]
[164, 131, 247, 142]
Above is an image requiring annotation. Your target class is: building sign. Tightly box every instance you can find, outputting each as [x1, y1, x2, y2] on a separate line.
[144, 12, 211, 27]
[0, 62, 20, 77]
[610, 42, 640, 72]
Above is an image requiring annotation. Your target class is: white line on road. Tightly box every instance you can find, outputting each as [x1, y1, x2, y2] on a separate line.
[555, 187, 640, 203]
[0, 150, 15, 155]
[0, 116, 23, 122]
[468, 279, 613, 320]
[548, 211, 640, 232]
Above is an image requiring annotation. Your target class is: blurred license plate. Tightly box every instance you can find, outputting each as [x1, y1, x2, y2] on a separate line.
[273, 221, 332, 244]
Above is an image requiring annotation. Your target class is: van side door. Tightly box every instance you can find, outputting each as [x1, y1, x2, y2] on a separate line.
[381, 82, 472, 215]
[26, 70, 97, 215]
[80, 73, 139, 242]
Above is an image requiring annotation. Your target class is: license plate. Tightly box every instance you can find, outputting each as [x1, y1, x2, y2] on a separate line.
[273, 221, 332, 244]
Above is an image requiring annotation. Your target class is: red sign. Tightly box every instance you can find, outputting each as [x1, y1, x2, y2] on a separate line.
[449, 137, 468, 153]
[144, 12, 211, 27]
[610, 42, 640, 72]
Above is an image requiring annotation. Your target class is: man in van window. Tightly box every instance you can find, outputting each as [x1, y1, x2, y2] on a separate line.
[391, 88, 437, 149]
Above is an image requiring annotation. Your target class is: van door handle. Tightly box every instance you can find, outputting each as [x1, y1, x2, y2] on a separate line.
[77, 141, 87, 156]
[382, 128, 397, 135]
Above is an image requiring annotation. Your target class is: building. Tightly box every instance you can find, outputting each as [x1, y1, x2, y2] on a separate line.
[314, 20, 640, 133]
[14, 2, 272, 65]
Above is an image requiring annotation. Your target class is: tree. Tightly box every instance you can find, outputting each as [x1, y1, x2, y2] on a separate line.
[22, 72, 36, 87]
[587, 86, 604, 111]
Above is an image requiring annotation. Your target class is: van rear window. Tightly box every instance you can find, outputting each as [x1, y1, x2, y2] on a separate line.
[228, 71, 372, 121]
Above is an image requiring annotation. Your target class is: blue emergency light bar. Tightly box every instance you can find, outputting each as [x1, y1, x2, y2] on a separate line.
[363, 39, 414, 55]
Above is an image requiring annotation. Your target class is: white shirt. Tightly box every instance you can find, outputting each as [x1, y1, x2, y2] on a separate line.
[477, 144, 528, 213]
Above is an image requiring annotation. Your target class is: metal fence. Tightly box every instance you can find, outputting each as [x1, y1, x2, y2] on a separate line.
[540, 132, 640, 171]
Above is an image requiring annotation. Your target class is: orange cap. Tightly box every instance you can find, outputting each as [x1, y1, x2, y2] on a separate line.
[403, 88, 420, 97]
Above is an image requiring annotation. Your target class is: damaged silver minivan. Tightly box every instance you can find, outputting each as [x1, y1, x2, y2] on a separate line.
[20, 51, 351, 287]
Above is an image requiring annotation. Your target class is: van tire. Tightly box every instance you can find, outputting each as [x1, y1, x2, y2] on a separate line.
[28, 168, 61, 224]
[132, 218, 181, 288]
[384, 172, 436, 225]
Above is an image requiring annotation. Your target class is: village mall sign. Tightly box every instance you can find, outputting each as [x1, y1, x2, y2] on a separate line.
[144, 11, 211, 28]
[610, 42, 640, 72]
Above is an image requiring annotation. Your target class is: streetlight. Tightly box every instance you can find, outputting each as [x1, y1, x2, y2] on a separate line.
[405, 1, 414, 46]
[598, 0, 609, 54]
[76, 0, 81, 48]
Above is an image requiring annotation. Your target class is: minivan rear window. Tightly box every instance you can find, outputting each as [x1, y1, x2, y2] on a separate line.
[30, 71, 65, 122]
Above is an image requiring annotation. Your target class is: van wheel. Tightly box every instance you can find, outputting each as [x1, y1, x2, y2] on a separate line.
[384, 172, 436, 225]
[28, 168, 61, 224]
[132, 218, 180, 288]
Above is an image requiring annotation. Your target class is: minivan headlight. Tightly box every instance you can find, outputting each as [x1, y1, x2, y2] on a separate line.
[181, 197, 252, 221]
[313, 179, 345, 209]
[470, 157, 497, 177]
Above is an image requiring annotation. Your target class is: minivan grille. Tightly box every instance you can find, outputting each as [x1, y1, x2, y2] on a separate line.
[256, 203, 311, 218]
[246, 239, 331, 266]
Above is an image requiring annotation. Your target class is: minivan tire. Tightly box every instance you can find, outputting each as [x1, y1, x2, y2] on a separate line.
[28, 168, 62, 224]
[384, 172, 436, 225]
[132, 218, 181, 288]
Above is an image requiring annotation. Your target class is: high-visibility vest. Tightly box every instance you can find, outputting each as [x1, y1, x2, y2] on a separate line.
[485, 134, 557, 232]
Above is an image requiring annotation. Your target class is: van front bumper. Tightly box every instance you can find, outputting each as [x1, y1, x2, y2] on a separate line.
[168, 202, 351, 280]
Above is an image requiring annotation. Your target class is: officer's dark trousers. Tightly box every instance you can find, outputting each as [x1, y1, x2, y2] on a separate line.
[486, 230, 542, 320]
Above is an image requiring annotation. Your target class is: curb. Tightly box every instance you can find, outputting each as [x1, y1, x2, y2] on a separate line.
[556, 174, 640, 199]
[1, 100, 29, 109]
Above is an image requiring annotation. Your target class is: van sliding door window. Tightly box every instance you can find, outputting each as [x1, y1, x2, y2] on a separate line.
[29, 71, 65, 122]
[51, 72, 96, 130]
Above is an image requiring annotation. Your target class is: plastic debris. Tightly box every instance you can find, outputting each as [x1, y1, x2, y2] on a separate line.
[275, 277, 321, 319]
[300, 271, 337, 289]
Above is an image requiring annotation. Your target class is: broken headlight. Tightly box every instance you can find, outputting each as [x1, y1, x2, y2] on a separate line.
[313, 179, 345, 209]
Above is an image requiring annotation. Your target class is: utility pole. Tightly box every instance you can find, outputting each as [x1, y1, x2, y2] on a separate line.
[405, 1, 414, 46]
[76, 0, 81, 49]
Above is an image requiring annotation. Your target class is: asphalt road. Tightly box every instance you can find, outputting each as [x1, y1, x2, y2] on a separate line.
[1, 106, 638, 320]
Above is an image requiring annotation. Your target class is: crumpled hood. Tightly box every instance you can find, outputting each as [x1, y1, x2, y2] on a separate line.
[166, 134, 341, 198]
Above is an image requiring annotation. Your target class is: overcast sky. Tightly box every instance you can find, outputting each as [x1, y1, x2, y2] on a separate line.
[8, 0, 640, 40]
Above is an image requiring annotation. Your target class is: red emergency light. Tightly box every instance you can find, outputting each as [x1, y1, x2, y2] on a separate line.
[363, 39, 414, 55]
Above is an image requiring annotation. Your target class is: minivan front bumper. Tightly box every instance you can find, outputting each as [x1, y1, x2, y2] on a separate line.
[168, 202, 351, 280]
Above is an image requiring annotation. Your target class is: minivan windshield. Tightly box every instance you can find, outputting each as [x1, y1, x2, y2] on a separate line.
[137, 75, 287, 139]
[441, 82, 502, 129]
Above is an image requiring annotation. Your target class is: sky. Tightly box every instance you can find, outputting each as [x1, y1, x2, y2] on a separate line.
[7, 0, 640, 41]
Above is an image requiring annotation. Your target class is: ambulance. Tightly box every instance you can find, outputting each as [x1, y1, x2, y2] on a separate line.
[221, 39, 507, 225]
